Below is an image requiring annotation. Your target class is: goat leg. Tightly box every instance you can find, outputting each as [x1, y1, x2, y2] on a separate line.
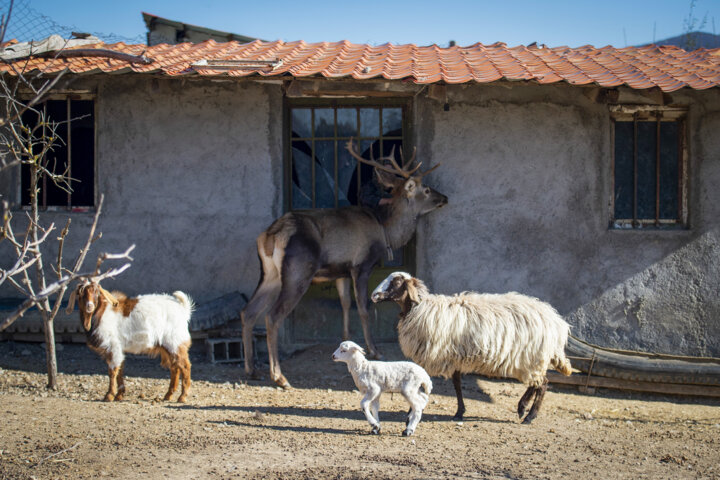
[451, 370, 466, 421]
[104, 365, 121, 402]
[164, 364, 180, 401]
[114, 362, 126, 401]
[177, 347, 191, 403]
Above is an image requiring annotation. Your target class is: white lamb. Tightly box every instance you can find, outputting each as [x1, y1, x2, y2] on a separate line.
[332, 340, 432, 436]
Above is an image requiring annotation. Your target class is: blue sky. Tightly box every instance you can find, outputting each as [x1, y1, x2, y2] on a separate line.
[7, 0, 720, 48]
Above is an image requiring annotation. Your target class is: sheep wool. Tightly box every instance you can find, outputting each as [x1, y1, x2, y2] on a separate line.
[399, 287, 572, 387]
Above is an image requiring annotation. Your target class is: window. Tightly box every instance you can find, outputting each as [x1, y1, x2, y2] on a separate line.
[286, 99, 410, 267]
[611, 106, 687, 228]
[288, 101, 405, 210]
[20, 97, 95, 209]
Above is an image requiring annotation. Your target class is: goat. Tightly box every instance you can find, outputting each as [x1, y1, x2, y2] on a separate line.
[66, 280, 194, 403]
[371, 272, 572, 424]
[241, 139, 447, 388]
[332, 340, 432, 436]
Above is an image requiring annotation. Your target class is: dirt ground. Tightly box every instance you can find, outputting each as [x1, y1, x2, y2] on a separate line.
[0, 339, 719, 480]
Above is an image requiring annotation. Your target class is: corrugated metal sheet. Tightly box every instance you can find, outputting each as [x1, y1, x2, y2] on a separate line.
[2, 38, 720, 92]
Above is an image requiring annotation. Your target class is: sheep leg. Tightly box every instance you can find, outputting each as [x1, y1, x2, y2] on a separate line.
[177, 345, 192, 403]
[521, 379, 548, 425]
[517, 386, 536, 419]
[351, 267, 382, 360]
[360, 388, 382, 434]
[336, 278, 353, 341]
[403, 389, 425, 436]
[104, 365, 121, 402]
[451, 370, 466, 420]
[404, 406, 423, 436]
[114, 362, 126, 401]
[371, 398, 380, 425]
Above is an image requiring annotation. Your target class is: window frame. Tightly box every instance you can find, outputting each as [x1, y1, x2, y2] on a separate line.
[283, 96, 415, 270]
[283, 97, 412, 212]
[18, 91, 97, 212]
[610, 105, 688, 229]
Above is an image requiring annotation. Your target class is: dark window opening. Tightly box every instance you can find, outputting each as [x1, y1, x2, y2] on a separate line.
[287, 101, 409, 268]
[612, 111, 684, 228]
[20, 98, 95, 209]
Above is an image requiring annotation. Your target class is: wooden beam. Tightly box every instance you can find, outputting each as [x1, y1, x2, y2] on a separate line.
[547, 372, 720, 398]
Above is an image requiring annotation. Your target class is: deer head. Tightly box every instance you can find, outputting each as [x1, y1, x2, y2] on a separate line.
[345, 139, 447, 217]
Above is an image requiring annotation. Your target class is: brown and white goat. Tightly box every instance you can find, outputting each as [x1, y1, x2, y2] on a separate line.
[66, 281, 194, 402]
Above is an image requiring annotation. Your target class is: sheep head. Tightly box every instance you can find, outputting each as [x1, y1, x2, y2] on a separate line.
[371, 272, 424, 306]
[332, 341, 365, 363]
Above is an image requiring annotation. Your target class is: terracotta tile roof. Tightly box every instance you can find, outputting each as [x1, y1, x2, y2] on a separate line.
[2, 38, 720, 92]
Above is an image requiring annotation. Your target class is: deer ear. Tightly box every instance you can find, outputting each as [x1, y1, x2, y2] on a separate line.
[375, 169, 398, 189]
[404, 178, 417, 196]
[406, 278, 421, 304]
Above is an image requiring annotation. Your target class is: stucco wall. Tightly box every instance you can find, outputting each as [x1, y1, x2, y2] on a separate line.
[0, 76, 283, 307]
[3, 76, 720, 357]
[415, 83, 720, 356]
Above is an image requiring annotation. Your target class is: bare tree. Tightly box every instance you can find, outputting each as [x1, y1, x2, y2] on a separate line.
[0, 1, 134, 389]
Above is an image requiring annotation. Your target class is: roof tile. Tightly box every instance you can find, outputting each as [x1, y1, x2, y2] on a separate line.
[1, 38, 719, 92]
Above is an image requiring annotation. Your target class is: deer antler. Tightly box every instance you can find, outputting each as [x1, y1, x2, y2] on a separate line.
[345, 139, 425, 179]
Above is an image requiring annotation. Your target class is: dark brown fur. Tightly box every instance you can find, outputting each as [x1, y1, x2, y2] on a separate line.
[241, 143, 448, 388]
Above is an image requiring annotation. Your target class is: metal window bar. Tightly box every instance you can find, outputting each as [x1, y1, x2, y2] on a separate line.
[632, 112, 638, 227]
[290, 106, 403, 211]
[617, 113, 683, 228]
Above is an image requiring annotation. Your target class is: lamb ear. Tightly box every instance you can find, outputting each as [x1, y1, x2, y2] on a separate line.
[406, 278, 421, 304]
[65, 286, 78, 314]
[351, 344, 366, 356]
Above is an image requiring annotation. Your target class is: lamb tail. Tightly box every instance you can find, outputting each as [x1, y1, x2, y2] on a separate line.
[421, 377, 433, 395]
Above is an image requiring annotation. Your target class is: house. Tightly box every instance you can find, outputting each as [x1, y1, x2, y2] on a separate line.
[142, 12, 257, 46]
[1, 38, 719, 358]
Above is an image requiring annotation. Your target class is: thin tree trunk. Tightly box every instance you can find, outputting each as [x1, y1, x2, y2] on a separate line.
[29, 158, 57, 389]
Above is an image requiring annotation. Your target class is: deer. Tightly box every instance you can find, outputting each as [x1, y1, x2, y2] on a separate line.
[241, 139, 448, 388]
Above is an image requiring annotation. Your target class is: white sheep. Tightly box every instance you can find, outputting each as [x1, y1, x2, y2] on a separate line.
[66, 280, 194, 402]
[332, 340, 432, 436]
[371, 272, 572, 424]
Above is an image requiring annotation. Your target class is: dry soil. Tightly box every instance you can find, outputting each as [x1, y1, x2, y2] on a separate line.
[0, 340, 719, 479]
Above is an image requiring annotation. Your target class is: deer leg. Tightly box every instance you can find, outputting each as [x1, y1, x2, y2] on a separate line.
[452, 370, 466, 421]
[517, 386, 536, 419]
[521, 379, 548, 425]
[242, 282, 280, 380]
[263, 250, 318, 388]
[336, 277, 353, 341]
[242, 250, 282, 381]
[351, 268, 382, 360]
